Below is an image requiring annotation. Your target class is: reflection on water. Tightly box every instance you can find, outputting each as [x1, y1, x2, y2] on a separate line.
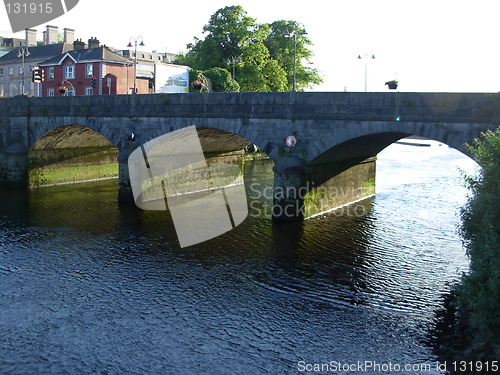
[0, 142, 476, 374]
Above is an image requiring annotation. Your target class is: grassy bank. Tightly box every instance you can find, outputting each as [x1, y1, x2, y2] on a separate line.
[29, 163, 118, 187]
[28, 147, 119, 187]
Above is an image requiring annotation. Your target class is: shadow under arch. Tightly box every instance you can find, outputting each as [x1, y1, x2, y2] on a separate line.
[181, 126, 273, 162]
[308, 131, 473, 188]
[28, 124, 119, 187]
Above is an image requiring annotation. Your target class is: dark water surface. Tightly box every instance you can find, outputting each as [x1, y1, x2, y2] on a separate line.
[0, 142, 477, 374]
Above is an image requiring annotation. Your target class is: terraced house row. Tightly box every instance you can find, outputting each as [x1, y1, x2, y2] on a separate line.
[0, 26, 188, 98]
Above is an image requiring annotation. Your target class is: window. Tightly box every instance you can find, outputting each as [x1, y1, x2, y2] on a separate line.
[85, 87, 93, 95]
[9, 67, 14, 76]
[27, 82, 34, 96]
[0, 68, 3, 76]
[65, 88, 75, 96]
[0, 83, 4, 97]
[64, 63, 75, 79]
[47, 88, 54, 96]
[9, 83, 18, 96]
[149, 55, 153, 60]
[48, 67, 54, 80]
[107, 77, 112, 87]
[18, 66, 23, 75]
[141, 54, 145, 58]
[86, 63, 93, 77]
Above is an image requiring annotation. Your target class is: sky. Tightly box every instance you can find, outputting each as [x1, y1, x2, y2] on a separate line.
[1, 0, 499, 92]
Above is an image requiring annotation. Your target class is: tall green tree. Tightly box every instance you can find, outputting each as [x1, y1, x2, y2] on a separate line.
[178, 6, 321, 92]
[182, 5, 257, 71]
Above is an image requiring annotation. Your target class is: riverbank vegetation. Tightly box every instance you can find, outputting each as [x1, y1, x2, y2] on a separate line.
[28, 147, 118, 187]
[435, 128, 499, 372]
[29, 164, 117, 187]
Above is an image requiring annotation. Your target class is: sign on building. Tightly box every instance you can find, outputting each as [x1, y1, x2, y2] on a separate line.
[155, 63, 189, 93]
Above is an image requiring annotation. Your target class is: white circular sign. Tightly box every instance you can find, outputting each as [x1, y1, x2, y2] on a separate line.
[286, 135, 297, 147]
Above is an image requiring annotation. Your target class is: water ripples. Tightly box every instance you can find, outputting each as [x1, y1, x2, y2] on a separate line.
[0, 144, 476, 374]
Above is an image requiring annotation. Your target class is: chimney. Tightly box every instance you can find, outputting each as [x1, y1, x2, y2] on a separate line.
[25, 28, 37, 46]
[45, 25, 58, 44]
[88, 37, 100, 49]
[63, 28, 75, 44]
[73, 38, 86, 50]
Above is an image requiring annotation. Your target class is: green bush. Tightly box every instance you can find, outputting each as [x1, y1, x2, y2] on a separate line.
[458, 127, 500, 361]
[203, 67, 239, 92]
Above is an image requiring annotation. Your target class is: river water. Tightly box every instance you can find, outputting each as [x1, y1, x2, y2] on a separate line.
[0, 141, 477, 374]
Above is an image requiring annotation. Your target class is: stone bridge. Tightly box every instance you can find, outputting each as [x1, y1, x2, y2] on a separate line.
[0, 92, 498, 220]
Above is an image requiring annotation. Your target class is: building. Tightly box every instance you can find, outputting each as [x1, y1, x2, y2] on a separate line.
[0, 35, 26, 58]
[116, 49, 177, 64]
[0, 26, 74, 97]
[114, 49, 188, 93]
[39, 38, 149, 96]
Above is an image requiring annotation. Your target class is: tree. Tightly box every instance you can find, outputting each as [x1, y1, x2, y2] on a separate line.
[178, 6, 321, 92]
[182, 5, 257, 71]
[264, 20, 323, 91]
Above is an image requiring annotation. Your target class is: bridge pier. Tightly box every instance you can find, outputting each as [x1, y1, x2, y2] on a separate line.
[118, 151, 134, 203]
[272, 158, 308, 222]
[271, 157, 377, 222]
[1, 144, 29, 189]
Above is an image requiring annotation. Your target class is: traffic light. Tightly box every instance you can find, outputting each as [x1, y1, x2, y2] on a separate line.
[91, 77, 96, 88]
[41, 69, 45, 82]
[32, 67, 42, 83]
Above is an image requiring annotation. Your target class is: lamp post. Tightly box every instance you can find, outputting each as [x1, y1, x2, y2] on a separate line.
[358, 53, 375, 92]
[226, 55, 241, 81]
[17, 47, 30, 95]
[127, 36, 145, 94]
[283, 27, 307, 92]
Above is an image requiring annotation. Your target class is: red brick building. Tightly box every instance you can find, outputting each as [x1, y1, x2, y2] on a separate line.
[39, 38, 149, 96]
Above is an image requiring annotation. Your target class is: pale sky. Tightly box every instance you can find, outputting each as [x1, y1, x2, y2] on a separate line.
[1, 0, 499, 92]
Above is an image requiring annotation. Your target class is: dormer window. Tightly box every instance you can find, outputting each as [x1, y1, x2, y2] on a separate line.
[64, 63, 75, 80]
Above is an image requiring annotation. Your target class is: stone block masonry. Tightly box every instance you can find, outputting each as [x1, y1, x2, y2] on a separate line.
[0, 92, 497, 221]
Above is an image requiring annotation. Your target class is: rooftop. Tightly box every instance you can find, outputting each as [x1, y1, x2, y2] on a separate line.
[40, 46, 133, 66]
[0, 43, 73, 64]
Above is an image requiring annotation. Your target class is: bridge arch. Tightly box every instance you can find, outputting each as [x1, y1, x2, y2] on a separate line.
[28, 124, 119, 187]
[116, 123, 274, 203]
[273, 122, 484, 221]
[29, 119, 119, 151]
[30, 124, 117, 151]
[120, 118, 278, 162]
[306, 124, 481, 189]
[307, 120, 484, 168]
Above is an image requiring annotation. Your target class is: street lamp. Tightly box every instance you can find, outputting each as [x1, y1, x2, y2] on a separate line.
[17, 47, 30, 95]
[127, 36, 145, 94]
[358, 54, 375, 92]
[283, 27, 307, 92]
[226, 55, 241, 81]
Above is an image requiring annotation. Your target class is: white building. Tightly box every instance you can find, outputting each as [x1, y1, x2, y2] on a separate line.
[114, 49, 188, 93]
